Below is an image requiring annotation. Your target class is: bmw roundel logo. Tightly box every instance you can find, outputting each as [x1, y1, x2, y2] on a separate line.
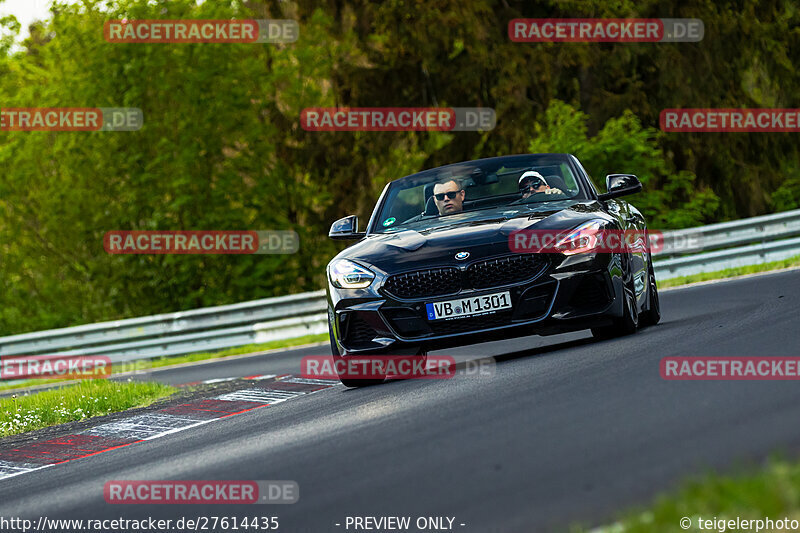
[455, 251, 470, 260]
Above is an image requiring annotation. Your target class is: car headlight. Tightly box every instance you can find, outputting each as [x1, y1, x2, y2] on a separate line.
[555, 220, 604, 256]
[328, 259, 375, 289]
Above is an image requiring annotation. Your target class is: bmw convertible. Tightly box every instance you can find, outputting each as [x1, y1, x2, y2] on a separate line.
[326, 153, 660, 386]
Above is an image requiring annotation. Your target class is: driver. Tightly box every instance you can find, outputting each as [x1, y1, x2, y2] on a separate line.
[518, 171, 563, 199]
[433, 178, 465, 215]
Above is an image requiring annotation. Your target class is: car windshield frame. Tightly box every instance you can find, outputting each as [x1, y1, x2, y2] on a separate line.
[366, 154, 592, 235]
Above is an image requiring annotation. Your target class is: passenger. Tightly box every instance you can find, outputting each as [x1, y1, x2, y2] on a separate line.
[518, 171, 563, 199]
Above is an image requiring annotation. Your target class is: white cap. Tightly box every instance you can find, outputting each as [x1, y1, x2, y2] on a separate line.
[519, 170, 547, 188]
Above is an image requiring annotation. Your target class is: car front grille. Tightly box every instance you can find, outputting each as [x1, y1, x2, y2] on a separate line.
[466, 254, 546, 288]
[382, 267, 461, 299]
[382, 254, 546, 300]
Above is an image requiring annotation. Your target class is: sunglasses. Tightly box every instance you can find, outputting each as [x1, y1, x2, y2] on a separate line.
[521, 180, 545, 191]
[434, 191, 461, 201]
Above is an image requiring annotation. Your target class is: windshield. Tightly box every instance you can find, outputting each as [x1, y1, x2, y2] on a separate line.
[372, 155, 587, 233]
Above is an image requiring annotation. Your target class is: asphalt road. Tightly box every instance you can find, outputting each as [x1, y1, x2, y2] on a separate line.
[1, 270, 799, 532]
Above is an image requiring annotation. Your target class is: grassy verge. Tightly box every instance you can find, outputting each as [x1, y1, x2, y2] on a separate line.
[658, 254, 800, 289]
[0, 378, 65, 393]
[0, 333, 329, 393]
[0, 379, 177, 437]
[573, 456, 800, 532]
[147, 333, 329, 369]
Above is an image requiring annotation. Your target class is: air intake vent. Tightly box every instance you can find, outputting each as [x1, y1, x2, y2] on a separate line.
[382, 267, 461, 300]
[466, 254, 545, 288]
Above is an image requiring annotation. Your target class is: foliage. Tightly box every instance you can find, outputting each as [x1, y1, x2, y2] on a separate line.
[571, 455, 800, 532]
[0, 0, 798, 334]
[770, 162, 800, 211]
[0, 379, 176, 437]
[528, 100, 719, 228]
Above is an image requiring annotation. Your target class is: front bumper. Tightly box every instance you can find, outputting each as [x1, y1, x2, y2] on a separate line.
[328, 252, 623, 355]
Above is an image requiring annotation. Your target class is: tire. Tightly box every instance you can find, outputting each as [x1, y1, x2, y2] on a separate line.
[385, 349, 428, 381]
[328, 323, 383, 387]
[639, 256, 661, 327]
[334, 354, 387, 388]
[328, 322, 427, 387]
[591, 255, 639, 339]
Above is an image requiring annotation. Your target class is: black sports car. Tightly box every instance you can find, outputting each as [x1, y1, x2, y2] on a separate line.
[326, 153, 660, 386]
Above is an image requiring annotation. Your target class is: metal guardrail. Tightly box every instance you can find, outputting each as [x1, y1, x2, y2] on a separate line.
[653, 237, 800, 280]
[655, 209, 800, 258]
[0, 291, 328, 363]
[653, 208, 800, 279]
[1, 210, 799, 364]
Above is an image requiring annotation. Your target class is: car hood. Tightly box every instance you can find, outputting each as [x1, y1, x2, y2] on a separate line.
[334, 201, 611, 272]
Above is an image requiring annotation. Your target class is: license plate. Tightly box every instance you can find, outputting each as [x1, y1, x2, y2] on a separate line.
[426, 291, 512, 320]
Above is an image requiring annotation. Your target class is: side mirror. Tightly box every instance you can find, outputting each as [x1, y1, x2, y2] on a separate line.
[329, 215, 366, 240]
[597, 174, 642, 201]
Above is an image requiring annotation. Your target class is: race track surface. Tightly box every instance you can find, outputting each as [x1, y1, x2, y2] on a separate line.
[1, 270, 799, 532]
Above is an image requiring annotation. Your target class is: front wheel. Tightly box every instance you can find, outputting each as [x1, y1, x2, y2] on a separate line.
[328, 323, 384, 387]
[639, 256, 661, 327]
[334, 353, 387, 388]
[329, 323, 428, 387]
[591, 258, 639, 339]
[335, 350, 429, 387]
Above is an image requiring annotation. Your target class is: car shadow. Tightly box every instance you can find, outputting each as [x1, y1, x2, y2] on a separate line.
[489, 335, 598, 364]
[341, 334, 602, 390]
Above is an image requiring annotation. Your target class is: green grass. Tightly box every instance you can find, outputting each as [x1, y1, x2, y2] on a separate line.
[0, 378, 63, 393]
[146, 333, 329, 369]
[658, 254, 800, 289]
[571, 456, 800, 532]
[0, 379, 177, 437]
[0, 333, 329, 393]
